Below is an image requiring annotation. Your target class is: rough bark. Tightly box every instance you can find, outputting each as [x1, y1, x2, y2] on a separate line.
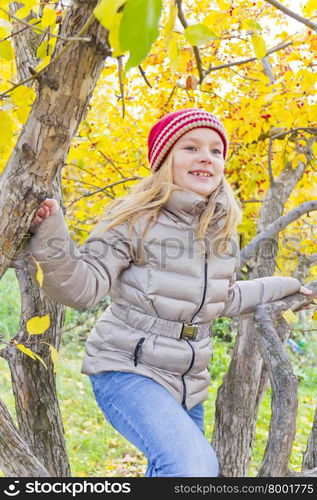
[254, 283, 317, 476]
[212, 140, 316, 476]
[1, 175, 71, 477]
[10, 2, 40, 81]
[254, 303, 298, 477]
[0, 0, 111, 477]
[0, 0, 111, 277]
[302, 405, 317, 471]
[0, 398, 49, 477]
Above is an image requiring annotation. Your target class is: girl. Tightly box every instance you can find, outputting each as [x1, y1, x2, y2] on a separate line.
[27, 108, 312, 477]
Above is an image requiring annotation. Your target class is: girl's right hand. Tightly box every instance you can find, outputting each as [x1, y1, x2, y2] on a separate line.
[30, 199, 60, 227]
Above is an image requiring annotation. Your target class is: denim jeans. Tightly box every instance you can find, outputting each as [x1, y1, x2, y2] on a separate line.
[89, 371, 219, 477]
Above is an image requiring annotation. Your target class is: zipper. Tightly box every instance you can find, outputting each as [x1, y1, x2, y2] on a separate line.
[180, 250, 207, 408]
[144, 296, 158, 317]
[133, 337, 145, 366]
[189, 250, 208, 323]
[181, 339, 195, 409]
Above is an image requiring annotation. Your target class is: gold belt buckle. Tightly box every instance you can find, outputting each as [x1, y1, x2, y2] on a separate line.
[181, 323, 198, 340]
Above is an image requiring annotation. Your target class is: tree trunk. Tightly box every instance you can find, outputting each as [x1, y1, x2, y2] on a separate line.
[212, 151, 311, 476]
[0, 0, 111, 278]
[0, 399, 49, 477]
[0, 0, 111, 477]
[302, 405, 317, 471]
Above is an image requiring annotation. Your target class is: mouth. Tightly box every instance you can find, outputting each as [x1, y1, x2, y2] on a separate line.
[188, 171, 213, 179]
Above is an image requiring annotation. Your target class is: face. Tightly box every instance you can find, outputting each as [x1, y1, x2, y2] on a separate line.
[171, 128, 225, 198]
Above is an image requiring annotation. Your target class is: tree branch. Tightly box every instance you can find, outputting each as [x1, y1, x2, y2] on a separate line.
[264, 0, 317, 33]
[239, 201, 317, 270]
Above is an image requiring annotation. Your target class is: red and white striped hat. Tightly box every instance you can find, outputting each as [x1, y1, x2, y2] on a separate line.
[148, 108, 228, 172]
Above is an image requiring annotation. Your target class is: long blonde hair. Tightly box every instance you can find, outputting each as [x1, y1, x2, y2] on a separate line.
[95, 150, 242, 261]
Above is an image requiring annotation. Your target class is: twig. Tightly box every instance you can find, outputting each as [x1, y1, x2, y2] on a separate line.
[138, 65, 152, 88]
[65, 176, 143, 208]
[0, 6, 91, 42]
[205, 41, 293, 76]
[117, 56, 125, 119]
[176, 0, 204, 84]
[0, 10, 95, 99]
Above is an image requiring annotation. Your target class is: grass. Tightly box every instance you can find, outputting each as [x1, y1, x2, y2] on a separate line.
[0, 268, 316, 477]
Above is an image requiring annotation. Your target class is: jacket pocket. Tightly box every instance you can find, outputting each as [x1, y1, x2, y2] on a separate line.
[133, 337, 146, 366]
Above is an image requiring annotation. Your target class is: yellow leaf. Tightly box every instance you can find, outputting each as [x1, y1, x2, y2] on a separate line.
[0, 40, 14, 61]
[108, 12, 125, 57]
[168, 36, 179, 77]
[16, 343, 36, 360]
[41, 6, 56, 28]
[0, 110, 13, 148]
[282, 309, 297, 324]
[15, 106, 31, 124]
[35, 56, 51, 72]
[11, 85, 36, 106]
[164, 0, 177, 47]
[49, 345, 58, 372]
[36, 40, 54, 59]
[303, 0, 317, 17]
[94, 0, 126, 30]
[251, 33, 266, 60]
[35, 260, 44, 287]
[26, 315, 50, 335]
[15, 344, 48, 369]
[312, 310, 317, 321]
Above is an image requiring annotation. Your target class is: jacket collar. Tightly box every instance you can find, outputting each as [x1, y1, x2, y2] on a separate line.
[163, 184, 228, 227]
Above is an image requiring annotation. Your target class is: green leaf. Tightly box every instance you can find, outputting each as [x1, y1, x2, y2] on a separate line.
[185, 23, 217, 47]
[119, 0, 163, 71]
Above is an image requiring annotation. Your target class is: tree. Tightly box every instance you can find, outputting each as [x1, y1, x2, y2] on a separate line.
[0, 0, 316, 477]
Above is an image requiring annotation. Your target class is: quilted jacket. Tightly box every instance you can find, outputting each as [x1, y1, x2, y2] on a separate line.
[25, 187, 301, 409]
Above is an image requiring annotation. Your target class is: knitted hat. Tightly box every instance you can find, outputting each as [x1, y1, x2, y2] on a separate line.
[148, 108, 229, 172]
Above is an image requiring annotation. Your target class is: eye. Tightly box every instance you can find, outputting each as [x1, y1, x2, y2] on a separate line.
[185, 146, 196, 151]
[212, 148, 222, 154]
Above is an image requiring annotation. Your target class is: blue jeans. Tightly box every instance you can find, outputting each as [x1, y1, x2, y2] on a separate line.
[89, 371, 219, 477]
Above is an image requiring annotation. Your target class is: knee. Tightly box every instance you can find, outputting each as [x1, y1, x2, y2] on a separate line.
[187, 444, 219, 477]
[153, 442, 219, 477]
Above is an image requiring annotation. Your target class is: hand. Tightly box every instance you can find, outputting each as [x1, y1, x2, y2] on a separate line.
[30, 199, 59, 227]
[297, 286, 313, 310]
[299, 286, 312, 296]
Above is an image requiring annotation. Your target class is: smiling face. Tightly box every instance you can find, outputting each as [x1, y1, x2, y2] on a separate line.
[171, 127, 225, 198]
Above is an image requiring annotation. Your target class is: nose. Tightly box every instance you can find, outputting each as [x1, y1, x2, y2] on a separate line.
[198, 149, 213, 163]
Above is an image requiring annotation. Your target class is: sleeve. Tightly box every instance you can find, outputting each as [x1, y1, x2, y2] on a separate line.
[221, 253, 302, 318]
[23, 207, 133, 310]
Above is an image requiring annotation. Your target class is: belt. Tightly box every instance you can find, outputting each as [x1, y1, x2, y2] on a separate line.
[110, 302, 212, 341]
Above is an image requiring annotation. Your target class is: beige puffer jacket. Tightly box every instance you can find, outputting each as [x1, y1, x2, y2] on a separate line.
[25, 187, 301, 410]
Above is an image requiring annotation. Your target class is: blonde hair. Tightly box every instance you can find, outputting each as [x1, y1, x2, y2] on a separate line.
[95, 150, 242, 262]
